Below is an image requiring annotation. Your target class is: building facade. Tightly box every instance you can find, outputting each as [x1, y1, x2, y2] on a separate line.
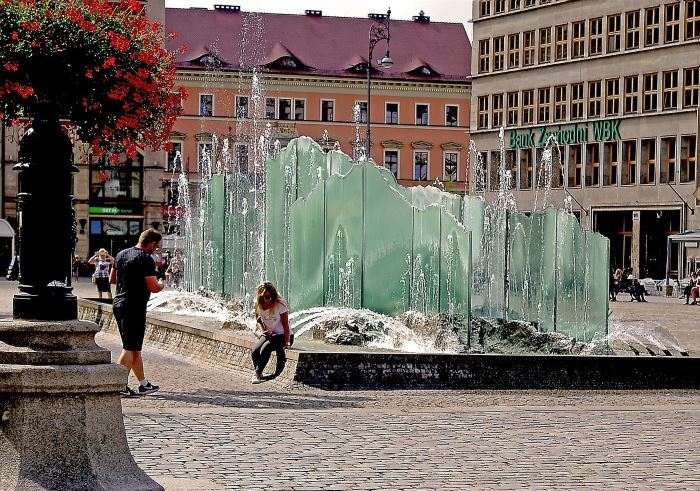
[470, 0, 700, 279]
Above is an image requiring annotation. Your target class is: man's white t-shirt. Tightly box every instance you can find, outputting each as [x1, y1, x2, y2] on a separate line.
[258, 301, 289, 336]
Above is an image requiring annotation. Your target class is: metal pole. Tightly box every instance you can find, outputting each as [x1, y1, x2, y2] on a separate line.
[503, 209, 510, 320]
[366, 47, 373, 159]
[1, 117, 5, 219]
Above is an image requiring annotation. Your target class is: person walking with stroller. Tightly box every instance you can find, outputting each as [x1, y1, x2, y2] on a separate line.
[250, 282, 292, 384]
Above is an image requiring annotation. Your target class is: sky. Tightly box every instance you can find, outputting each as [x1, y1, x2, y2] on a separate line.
[164, 0, 474, 41]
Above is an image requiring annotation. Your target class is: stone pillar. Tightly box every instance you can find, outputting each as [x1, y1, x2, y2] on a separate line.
[0, 319, 162, 490]
[631, 210, 641, 277]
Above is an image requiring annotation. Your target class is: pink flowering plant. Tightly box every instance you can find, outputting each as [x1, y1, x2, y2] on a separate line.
[0, 0, 186, 160]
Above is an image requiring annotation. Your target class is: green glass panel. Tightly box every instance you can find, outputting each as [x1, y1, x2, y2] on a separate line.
[506, 211, 531, 321]
[295, 136, 327, 200]
[328, 149, 355, 176]
[555, 211, 587, 339]
[528, 209, 557, 332]
[207, 174, 226, 295]
[412, 206, 442, 314]
[264, 149, 294, 297]
[439, 211, 471, 319]
[583, 231, 610, 341]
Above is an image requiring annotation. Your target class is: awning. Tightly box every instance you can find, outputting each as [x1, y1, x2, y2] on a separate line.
[665, 230, 700, 281]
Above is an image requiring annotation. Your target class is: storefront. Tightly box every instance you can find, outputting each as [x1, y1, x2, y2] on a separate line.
[88, 206, 144, 255]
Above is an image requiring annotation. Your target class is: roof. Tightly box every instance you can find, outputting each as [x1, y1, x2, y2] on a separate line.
[165, 8, 471, 82]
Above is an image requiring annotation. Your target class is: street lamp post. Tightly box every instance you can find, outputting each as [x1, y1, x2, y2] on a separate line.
[366, 9, 393, 159]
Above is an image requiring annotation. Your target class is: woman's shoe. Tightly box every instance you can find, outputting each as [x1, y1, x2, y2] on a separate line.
[251, 373, 264, 384]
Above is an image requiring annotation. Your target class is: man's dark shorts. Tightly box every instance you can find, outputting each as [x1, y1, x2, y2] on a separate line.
[113, 299, 147, 351]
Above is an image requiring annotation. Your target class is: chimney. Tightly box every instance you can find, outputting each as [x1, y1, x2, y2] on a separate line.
[214, 5, 241, 12]
[368, 13, 387, 21]
[413, 10, 430, 23]
[305, 10, 322, 16]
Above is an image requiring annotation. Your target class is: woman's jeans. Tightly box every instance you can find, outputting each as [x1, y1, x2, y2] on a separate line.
[251, 334, 286, 376]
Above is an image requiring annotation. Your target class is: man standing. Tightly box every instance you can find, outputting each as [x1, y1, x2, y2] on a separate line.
[110, 229, 166, 396]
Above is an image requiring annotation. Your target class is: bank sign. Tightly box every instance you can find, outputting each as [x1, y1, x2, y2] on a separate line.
[508, 119, 622, 149]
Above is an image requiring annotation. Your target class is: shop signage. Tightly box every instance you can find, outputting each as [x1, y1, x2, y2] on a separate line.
[508, 119, 621, 149]
[89, 206, 138, 215]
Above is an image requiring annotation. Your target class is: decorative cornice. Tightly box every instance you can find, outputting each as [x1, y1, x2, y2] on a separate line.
[441, 141, 463, 151]
[411, 140, 434, 150]
[194, 132, 212, 141]
[381, 139, 404, 149]
[170, 131, 187, 140]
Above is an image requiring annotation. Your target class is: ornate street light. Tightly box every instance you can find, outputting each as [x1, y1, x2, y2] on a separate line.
[366, 9, 393, 158]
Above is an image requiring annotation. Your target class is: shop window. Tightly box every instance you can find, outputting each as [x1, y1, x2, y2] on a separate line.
[505, 150, 516, 189]
[684, 67, 699, 108]
[537, 87, 550, 123]
[641, 138, 656, 184]
[492, 93, 504, 127]
[607, 14, 621, 53]
[523, 30, 535, 66]
[475, 152, 488, 192]
[321, 100, 334, 122]
[621, 140, 637, 185]
[478, 96, 489, 129]
[166, 142, 182, 172]
[355, 101, 368, 123]
[414, 151, 429, 180]
[479, 0, 491, 17]
[294, 99, 305, 121]
[571, 83, 584, 120]
[265, 98, 276, 119]
[478, 39, 491, 73]
[588, 80, 602, 118]
[555, 24, 568, 61]
[236, 144, 248, 174]
[493, 36, 505, 71]
[665, 2, 681, 43]
[680, 136, 697, 183]
[508, 34, 520, 68]
[585, 143, 600, 186]
[589, 18, 603, 55]
[663, 70, 679, 110]
[606, 78, 620, 116]
[687, 0, 700, 40]
[444, 152, 458, 182]
[384, 150, 399, 178]
[522, 89, 535, 125]
[568, 144, 582, 187]
[445, 105, 458, 127]
[572, 21, 585, 58]
[603, 142, 619, 186]
[624, 75, 639, 114]
[645, 6, 660, 46]
[507, 92, 519, 126]
[89, 154, 144, 202]
[660, 137, 677, 184]
[519, 148, 533, 189]
[416, 104, 429, 125]
[554, 85, 567, 122]
[643, 73, 658, 112]
[489, 150, 501, 191]
[235, 95, 249, 118]
[626, 10, 641, 49]
[199, 94, 213, 117]
[278, 98, 292, 120]
[539, 27, 552, 63]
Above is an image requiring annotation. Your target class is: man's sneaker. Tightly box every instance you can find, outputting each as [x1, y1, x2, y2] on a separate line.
[138, 382, 160, 395]
[120, 386, 138, 397]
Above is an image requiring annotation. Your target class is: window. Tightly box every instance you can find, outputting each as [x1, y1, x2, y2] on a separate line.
[414, 151, 429, 180]
[640, 138, 656, 184]
[416, 104, 429, 125]
[509, 0, 520, 10]
[235, 95, 249, 118]
[554, 24, 568, 61]
[539, 27, 552, 63]
[589, 18, 603, 55]
[495, 0, 505, 14]
[572, 21, 585, 58]
[571, 83, 584, 119]
[538, 87, 551, 123]
[479, 0, 491, 17]
[89, 154, 144, 202]
[606, 78, 621, 116]
[197, 141, 213, 170]
[478, 39, 491, 73]
[278, 98, 292, 120]
[294, 99, 305, 120]
[568, 144, 582, 187]
[493, 36, 505, 71]
[621, 140, 637, 185]
[554, 85, 567, 121]
[355, 101, 368, 123]
[680, 136, 697, 183]
[607, 14, 621, 53]
[603, 142, 619, 186]
[478, 96, 489, 129]
[321, 100, 334, 122]
[624, 75, 639, 114]
[643, 73, 658, 112]
[626, 10, 641, 49]
[265, 98, 276, 119]
[665, 2, 681, 43]
[384, 150, 399, 178]
[508, 33, 520, 68]
[444, 152, 458, 181]
[520, 148, 533, 189]
[645, 6, 660, 46]
[524, 0, 536, 6]
[385, 103, 399, 124]
[507, 92, 519, 126]
[684, 67, 699, 107]
[660, 137, 677, 184]
[475, 151, 488, 192]
[445, 105, 458, 126]
[199, 94, 213, 117]
[236, 144, 249, 174]
[585, 143, 600, 186]
[523, 30, 535, 66]
[663, 70, 679, 110]
[492, 93, 504, 127]
[687, 0, 700, 40]
[166, 142, 182, 172]
[522, 89, 535, 125]
[588, 80, 602, 118]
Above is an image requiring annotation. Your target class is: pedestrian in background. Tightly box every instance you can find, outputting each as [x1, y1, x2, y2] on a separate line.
[88, 248, 114, 300]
